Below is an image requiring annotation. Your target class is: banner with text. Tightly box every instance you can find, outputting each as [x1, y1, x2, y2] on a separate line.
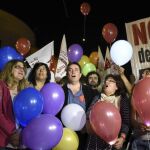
[125, 17, 150, 81]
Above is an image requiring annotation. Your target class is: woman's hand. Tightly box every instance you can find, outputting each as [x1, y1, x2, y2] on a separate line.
[140, 123, 150, 132]
[113, 137, 124, 149]
[9, 131, 20, 147]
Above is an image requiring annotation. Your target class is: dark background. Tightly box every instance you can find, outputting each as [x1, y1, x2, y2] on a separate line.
[1, 0, 150, 75]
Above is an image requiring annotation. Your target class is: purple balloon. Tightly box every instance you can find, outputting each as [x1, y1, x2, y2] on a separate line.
[40, 83, 65, 115]
[22, 114, 63, 150]
[67, 44, 83, 62]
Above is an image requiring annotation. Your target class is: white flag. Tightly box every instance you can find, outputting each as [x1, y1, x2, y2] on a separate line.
[97, 45, 106, 82]
[55, 34, 69, 81]
[98, 46, 104, 70]
[105, 46, 118, 75]
[26, 41, 54, 68]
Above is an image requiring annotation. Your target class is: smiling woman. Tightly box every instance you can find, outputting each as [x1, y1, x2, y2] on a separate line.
[0, 59, 30, 149]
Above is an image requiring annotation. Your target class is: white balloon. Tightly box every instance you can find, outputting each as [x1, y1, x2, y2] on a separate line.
[110, 40, 133, 66]
[61, 104, 86, 131]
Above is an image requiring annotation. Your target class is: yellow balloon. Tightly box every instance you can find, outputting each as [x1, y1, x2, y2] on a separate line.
[53, 128, 79, 150]
[78, 55, 90, 69]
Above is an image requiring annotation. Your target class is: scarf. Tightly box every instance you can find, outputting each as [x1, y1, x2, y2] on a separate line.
[100, 93, 121, 109]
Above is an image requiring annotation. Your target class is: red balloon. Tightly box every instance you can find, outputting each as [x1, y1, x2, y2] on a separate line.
[132, 77, 150, 126]
[102, 23, 118, 44]
[15, 37, 31, 56]
[80, 2, 91, 16]
[89, 101, 121, 145]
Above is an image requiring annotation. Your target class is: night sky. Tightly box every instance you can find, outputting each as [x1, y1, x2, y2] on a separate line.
[1, 0, 150, 76]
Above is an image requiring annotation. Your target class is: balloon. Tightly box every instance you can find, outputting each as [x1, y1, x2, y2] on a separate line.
[82, 62, 96, 76]
[67, 44, 83, 62]
[80, 2, 91, 16]
[15, 37, 31, 56]
[102, 23, 118, 44]
[53, 128, 79, 150]
[13, 87, 44, 127]
[89, 101, 121, 145]
[40, 83, 65, 115]
[0, 46, 23, 71]
[78, 55, 90, 69]
[61, 104, 86, 131]
[22, 114, 63, 150]
[89, 51, 99, 66]
[132, 77, 150, 126]
[110, 40, 133, 66]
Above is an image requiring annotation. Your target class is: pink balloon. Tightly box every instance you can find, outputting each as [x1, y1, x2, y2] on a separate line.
[132, 77, 150, 126]
[89, 101, 121, 145]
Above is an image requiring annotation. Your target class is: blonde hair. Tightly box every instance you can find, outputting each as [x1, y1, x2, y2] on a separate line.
[0, 60, 30, 91]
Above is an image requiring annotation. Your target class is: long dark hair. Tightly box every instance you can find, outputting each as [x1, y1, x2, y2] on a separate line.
[28, 62, 51, 86]
[103, 74, 127, 96]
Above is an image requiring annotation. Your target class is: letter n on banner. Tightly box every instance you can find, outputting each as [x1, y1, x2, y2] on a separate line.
[125, 17, 150, 82]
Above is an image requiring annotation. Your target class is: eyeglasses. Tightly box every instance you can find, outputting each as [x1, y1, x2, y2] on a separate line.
[14, 65, 25, 71]
[105, 79, 116, 83]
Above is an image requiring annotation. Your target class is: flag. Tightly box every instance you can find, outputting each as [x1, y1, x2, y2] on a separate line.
[97, 45, 105, 71]
[55, 34, 69, 82]
[26, 41, 54, 68]
[104, 46, 119, 75]
[97, 45, 106, 87]
[104, 46, 111, 74]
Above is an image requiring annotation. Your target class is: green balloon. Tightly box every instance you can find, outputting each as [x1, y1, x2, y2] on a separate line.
[82, 63, 96, 76]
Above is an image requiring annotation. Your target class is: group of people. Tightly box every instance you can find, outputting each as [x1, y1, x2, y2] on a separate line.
[0, 60, 51, 150]
[0, 59, 150, 150]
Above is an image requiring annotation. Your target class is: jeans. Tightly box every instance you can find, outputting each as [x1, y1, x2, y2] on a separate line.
[131, 138, 150, 150]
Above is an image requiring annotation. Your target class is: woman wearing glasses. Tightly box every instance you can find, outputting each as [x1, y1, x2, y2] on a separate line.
[85, 74, 130, 150]
[0, 60, 29, 149]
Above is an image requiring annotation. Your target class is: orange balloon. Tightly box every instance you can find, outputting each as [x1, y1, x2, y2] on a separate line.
[89, 51, 99, 67]
[15, 37, 31, 56]
[80, 2, 91, 16]
[102, 23, 118, 44]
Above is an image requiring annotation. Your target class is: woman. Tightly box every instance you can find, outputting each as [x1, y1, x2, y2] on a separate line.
[85, 74, 130, 150]
[0, 59, 30, 149]
[28, 62, 51, 90]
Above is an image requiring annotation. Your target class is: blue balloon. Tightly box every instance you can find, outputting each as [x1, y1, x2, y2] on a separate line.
[13, 87, 44, 127]
[0, 46, 23, 71]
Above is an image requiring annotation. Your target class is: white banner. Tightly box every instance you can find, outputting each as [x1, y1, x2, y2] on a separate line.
[125, 17, 150, 81]
[26, 41, 54, 68]
[55, 34, 69, 81]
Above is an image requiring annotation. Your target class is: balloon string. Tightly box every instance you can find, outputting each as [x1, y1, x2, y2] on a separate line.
[83, 15, 87, 41]
[62, 0, 69, 18]
[104, 145, 112, 150]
